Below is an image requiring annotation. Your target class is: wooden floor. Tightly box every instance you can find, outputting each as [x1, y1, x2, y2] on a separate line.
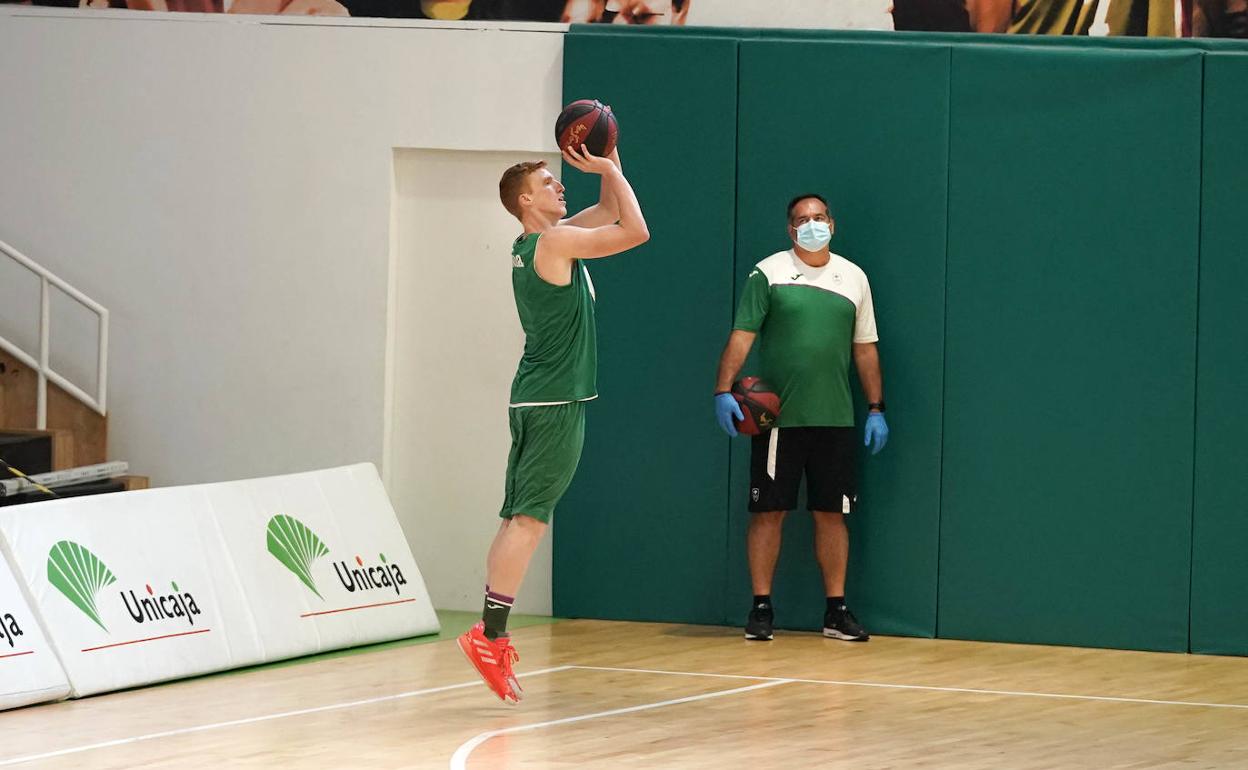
[4, 619, 1248, 769]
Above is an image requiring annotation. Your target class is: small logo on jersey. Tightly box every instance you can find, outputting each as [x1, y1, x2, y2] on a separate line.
[832, 273, 842, 284]
[790, 273, 802, 281]
[749, 269, 760, 278]
[512, 255, 524, 268]
[751, 488, 760, 503]
[583, 263, 597, 301]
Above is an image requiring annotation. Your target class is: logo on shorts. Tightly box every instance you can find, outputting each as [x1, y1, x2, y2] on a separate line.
[751, 488, 760, 503]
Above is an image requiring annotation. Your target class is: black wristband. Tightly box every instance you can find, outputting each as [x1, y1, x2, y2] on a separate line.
[868, 401, 886, 413]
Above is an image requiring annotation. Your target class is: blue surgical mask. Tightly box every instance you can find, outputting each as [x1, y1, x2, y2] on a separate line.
[794, 220, 832, 252]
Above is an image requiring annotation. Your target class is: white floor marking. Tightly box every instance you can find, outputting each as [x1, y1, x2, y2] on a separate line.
[449, 679, 791, 770]
[570, 664, 1248, 711]
[0, 666, 572, 767]
[11, 653, 1247, 770]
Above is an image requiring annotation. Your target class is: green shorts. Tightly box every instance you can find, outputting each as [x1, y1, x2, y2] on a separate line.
[499, 401, 587, 524]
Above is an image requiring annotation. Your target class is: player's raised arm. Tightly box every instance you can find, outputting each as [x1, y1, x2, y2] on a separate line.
[539, 144, 649, 263]
[559, 147, 622, 229]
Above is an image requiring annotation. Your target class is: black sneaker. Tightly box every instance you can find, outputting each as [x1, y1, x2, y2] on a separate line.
[823, 605, 869, 641]
[744, 604, 774, 641]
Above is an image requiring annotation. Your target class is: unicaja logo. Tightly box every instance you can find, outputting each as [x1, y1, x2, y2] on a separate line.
[267, 514, 330, 598]
[333, 553, 408, 596]
[121, 581, 202, 626]
[267, 514, 409, 599]
[48, 540, 116, 631]
[48, 541, 203, 633]
[0, 611, 24, 649]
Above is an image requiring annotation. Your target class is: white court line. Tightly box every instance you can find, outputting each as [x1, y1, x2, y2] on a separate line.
[449, 679, 790, 770]
[0, 666, 572, 768]
[13, 658, 1247, 770]
[571, 665, 1248, 711]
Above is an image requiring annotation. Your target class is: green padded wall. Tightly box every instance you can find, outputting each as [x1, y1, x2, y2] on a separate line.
[554, 26, 1245, 656]
[1190, 54, 1248, 656]
[939, 46, 1202, 652]
[553, 33, 739, 623]
[729, 40, 949, 636]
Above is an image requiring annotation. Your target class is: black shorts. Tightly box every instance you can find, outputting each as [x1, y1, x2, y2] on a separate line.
[749, 427, 857, 514]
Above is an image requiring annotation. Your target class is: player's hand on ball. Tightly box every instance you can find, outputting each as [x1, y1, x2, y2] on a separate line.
[562, 144, 618, 176]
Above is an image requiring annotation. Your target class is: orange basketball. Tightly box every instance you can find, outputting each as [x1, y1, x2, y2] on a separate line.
[555, 99, 619, 157]
[731, 377, 781, 436]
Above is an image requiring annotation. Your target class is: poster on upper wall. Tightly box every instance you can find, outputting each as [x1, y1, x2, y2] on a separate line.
[3, 0, 1242, 39]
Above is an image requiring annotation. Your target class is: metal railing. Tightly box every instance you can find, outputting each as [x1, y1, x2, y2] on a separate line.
[0, 239, 108, 427]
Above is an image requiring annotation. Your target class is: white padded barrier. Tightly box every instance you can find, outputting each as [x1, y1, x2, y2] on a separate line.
[0, 546, 70, 711]
[0, 463, 438, 697]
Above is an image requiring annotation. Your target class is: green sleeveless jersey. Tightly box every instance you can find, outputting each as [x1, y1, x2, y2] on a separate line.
[508, 233, 598, 406]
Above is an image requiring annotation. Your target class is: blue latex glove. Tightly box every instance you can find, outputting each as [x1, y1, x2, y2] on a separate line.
[864, 412, 889, 455]
[714, 393, 744, 437]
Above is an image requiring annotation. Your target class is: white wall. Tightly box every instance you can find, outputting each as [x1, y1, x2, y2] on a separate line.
[0, 9, 564, 612]
[390, 149, 559, 614]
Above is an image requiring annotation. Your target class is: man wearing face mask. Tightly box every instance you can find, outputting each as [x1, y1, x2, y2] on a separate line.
[712, 193, 888, 643]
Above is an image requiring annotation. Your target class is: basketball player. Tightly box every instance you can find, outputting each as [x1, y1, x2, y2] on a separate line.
[713, 194, 888, 643]
[457, 143, 649, 704]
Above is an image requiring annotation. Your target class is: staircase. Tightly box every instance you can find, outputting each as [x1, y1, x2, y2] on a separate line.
[0, 239, 147, 504]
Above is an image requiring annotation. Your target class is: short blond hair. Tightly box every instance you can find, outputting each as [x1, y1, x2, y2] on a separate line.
[499, 160, 547, 220]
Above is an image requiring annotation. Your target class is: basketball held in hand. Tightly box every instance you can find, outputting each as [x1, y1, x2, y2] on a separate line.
[555, 99, 619, 157]
[731, 377, 780, 436]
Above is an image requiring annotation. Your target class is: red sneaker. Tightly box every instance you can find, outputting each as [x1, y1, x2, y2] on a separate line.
[496, 634, 522, 701]
[457, 622, 522, 704]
